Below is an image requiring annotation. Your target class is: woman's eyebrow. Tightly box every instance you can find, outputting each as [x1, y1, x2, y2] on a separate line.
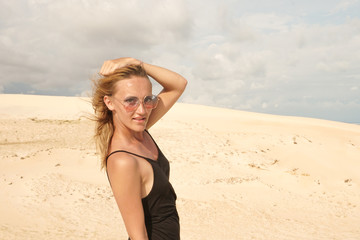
[124, 95, 138, 99]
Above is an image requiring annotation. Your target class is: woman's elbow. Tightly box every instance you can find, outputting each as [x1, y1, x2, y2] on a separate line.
[180, 77, 188, 92]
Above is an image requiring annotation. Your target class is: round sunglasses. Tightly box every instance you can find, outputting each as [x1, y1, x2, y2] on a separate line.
[115, 95, 159, 112]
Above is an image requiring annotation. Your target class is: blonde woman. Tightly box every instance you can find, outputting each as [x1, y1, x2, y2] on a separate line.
[92, 57, 187, 240]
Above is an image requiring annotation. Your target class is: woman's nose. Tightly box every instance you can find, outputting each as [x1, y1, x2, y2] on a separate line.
[136, 101, 146, 114]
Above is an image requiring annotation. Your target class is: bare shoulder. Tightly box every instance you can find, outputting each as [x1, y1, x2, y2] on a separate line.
[106, 151, 144, 208]
[107, 151, 140, 176]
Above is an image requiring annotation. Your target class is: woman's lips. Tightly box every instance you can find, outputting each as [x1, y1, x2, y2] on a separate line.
[132, 117, 146, 123]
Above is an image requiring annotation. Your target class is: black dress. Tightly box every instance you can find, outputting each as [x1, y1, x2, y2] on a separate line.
[106, 131, 180, 240]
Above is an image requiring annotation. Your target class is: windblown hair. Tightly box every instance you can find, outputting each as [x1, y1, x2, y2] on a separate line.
[92, 64, 148, 169]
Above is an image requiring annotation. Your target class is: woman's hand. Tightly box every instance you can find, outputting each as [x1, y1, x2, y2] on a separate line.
[100, 57, 142, 76]
[99, 56, 188, 129]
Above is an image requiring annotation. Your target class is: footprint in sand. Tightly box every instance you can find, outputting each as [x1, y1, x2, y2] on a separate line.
[248, 163, 266, 170]
[271, 159, 279, 165]
[344, 179, 353, 186]
[292, 135, 313, 144]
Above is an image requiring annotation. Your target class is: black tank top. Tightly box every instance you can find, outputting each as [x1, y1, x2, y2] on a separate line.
[106, 131, 180, 240]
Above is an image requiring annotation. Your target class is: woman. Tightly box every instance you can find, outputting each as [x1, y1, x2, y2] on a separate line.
[92, 57, 187, 240]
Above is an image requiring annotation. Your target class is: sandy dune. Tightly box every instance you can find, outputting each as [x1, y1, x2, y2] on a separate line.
[0, 94, 359, 240]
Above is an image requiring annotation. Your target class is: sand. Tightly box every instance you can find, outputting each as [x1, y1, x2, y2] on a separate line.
[0, 94, 359, 240]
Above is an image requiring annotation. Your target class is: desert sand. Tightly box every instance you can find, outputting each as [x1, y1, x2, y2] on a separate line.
[0, 94, 359, 240]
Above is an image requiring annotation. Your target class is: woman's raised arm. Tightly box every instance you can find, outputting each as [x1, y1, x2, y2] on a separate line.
[99, 57, 187, 129]
[142, 61, 187, 128]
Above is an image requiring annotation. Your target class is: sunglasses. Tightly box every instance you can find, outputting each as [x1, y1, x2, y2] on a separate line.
[115, 95, 159, 112]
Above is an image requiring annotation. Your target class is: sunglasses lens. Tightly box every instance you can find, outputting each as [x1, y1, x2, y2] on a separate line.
[123, 97, 139, 111]
[144, 95, 158, 109]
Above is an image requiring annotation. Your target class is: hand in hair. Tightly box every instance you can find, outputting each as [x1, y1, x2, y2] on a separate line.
[100, 57, 142, 76]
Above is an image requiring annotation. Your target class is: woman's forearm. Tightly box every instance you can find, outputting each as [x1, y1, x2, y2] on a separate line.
[100, 57, 187, 93]
[142, 62, 187, 94]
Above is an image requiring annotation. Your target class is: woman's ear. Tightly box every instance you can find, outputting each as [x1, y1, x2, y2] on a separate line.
[103, 95, 115, 111]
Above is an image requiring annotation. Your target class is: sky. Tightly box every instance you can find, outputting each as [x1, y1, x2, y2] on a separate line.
[0, 0, 359, 123]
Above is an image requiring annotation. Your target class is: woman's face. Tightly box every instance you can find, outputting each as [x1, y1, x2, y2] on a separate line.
[110, 76, 153, 132]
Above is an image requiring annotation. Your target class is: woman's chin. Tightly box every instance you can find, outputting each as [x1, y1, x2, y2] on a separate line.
[131, 122, 147, 131]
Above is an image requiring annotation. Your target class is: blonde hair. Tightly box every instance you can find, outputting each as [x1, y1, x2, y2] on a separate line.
[92, 64, 148, 169]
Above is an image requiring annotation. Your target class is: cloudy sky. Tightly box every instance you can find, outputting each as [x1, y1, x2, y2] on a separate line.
[1, 0, 359, 123]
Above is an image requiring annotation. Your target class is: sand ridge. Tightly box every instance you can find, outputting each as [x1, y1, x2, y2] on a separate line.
[0, 94, 359, 239]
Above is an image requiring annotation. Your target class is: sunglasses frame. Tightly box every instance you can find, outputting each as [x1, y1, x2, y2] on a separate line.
[113, 95, 159, 112]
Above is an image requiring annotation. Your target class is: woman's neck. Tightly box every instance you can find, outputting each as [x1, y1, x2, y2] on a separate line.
[113, 123, 145, 144]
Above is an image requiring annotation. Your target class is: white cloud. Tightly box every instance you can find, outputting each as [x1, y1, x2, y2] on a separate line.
[181, 3, 360, 122]
[0, 0, 192, 94]
[0, 0, 359, 122]
[330, 0, 359, 14]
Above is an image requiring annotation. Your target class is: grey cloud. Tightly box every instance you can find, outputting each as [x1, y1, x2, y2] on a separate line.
[0, 0, 192, 95]
[1, 0, 360, 122]
[180, 2, 360, 122]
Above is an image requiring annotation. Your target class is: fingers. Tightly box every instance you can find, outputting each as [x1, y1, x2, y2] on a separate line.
[99, 58, 136, 76]
[100, 60, 117, 76]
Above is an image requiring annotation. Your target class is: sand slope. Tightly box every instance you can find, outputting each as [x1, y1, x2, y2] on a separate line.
[0, 94, 359, 240]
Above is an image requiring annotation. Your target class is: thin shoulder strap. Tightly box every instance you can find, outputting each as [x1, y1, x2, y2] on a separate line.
[105, 130, 158, 167]
[105, 150, 147, 188]
[145, 129, 160, 151]
[106, 150, 151, 161]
